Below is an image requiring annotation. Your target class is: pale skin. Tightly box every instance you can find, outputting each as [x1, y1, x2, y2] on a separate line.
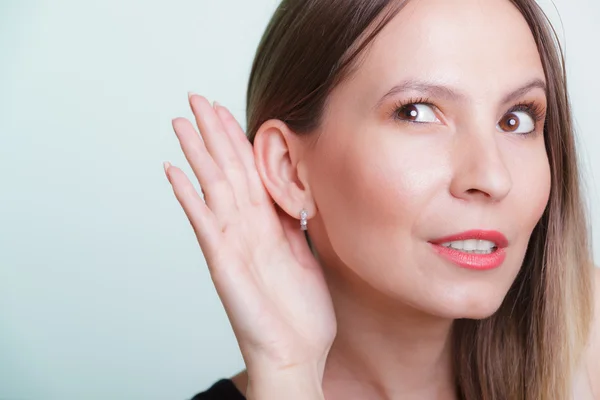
[164, 0, 600, 398]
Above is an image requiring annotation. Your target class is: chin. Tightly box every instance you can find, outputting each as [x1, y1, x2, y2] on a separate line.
[429, 290, 508, 320]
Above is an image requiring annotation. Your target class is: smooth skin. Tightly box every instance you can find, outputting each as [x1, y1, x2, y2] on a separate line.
[165, 97, 334, 399]
[165, 0, 600, 398]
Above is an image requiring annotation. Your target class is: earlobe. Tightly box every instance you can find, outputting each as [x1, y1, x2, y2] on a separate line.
[253, 119, 316, 220]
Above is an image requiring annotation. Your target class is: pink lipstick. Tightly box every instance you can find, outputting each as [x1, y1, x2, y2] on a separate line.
[428, 229, 508, 270]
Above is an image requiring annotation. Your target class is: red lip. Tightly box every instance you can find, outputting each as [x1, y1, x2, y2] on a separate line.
[428, 229, 509, 271]
[429, 229, 508, 248]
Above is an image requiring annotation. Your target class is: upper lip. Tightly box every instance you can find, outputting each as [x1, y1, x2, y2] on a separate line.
[428, 229, 509, 248]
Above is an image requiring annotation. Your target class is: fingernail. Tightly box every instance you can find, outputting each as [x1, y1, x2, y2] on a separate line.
[188, 91, 196, 100]
[213, 100, 220, 110]
[163, 161, 172, 178]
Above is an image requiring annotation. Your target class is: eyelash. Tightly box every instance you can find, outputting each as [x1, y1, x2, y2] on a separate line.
[390, 97, 546, 132]
[390, 97, 433, 123]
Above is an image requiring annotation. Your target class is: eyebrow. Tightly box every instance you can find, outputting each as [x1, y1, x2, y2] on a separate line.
[375, 78, 547, 108]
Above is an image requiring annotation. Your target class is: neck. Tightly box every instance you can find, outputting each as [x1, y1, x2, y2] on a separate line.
[322, 263, 458, 400]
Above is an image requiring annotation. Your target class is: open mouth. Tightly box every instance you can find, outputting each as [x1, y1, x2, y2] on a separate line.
[439, 239, 498, 255]
[427, 230, 508, 270]
[429, 241, 506, 270]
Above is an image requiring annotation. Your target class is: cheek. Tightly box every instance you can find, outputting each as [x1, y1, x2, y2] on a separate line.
[508, 144, 551, 235]
[309, 131, 448, 265]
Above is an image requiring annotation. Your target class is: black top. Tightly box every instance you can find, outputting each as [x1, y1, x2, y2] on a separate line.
[190, 379, 246, 400]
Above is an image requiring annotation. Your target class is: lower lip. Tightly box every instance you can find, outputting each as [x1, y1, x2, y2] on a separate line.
[429, 243, 506, 270]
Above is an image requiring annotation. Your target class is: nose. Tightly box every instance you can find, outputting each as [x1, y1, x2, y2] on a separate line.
[449, 127, 512, 203]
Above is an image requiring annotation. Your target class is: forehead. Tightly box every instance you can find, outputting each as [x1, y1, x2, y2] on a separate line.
[353, 0, 545, 100]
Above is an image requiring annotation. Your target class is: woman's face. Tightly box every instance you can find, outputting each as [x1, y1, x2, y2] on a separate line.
[304, 0, 551, 318]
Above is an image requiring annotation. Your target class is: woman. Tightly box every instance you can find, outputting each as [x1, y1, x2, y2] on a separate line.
[164, 0, 600, 398]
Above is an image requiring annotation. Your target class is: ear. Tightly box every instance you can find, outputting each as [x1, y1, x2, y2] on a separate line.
[253, 119, 315, 221]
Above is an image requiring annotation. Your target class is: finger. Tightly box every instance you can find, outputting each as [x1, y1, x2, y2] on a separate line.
[277, 206, 319, 269]
[188, 93, 250, 206]
[165, 162, 264, 324]
[164, 161, 222, 262]
[214, 103, 270, 206]
[213, 102, 254, 171]
[171, 117, 237, 222]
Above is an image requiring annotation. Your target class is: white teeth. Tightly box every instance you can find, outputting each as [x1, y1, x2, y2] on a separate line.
[441, 239, 497, 253]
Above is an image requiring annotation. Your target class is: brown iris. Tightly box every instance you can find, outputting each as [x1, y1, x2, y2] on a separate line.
[498, 112, 520, 132]
[399, 105, 420, 121]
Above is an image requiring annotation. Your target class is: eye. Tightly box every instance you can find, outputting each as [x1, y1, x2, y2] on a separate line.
[395, 103, 440, 124]
[497, 111, 535, 134]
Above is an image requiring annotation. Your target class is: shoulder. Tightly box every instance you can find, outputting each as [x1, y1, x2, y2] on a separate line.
[583, 265, 600, 397]
[190, 378, 246, 400]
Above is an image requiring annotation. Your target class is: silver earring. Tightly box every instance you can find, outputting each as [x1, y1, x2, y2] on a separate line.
[300, 209, 308, 231]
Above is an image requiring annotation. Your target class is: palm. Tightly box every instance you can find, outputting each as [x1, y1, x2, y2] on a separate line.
[164, 94, 336, 371]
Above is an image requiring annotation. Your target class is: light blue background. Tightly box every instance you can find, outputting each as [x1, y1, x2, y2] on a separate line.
[1, 1, 598, 399]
